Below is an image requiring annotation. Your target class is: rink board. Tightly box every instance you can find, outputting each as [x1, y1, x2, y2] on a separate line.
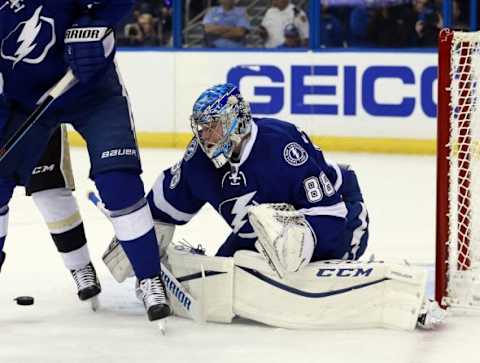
[67, 50, 438, 154]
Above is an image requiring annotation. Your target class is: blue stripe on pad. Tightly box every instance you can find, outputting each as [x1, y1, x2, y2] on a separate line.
[238, 266, 390, 298]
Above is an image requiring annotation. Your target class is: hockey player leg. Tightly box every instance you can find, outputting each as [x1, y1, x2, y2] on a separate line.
[95, 171, 171, 324]
[0, 178, 15, 275]
[31, 188, 101, 309]
[88, 193, 205, 324]
[27, 126, 101, 309]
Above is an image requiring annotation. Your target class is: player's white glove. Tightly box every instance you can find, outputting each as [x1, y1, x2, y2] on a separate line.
[102, 222, 175, 282]
[248, 203, 315, 279]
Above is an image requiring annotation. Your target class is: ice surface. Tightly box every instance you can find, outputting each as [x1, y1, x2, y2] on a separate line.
[1, 148, 479, 363]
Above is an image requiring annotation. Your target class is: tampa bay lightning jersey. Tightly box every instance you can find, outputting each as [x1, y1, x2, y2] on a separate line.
[0, 0, 134, 112]
[148, 118, 357, 260]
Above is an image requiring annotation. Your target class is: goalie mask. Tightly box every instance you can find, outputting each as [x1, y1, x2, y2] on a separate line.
[190, 83, 252, 168]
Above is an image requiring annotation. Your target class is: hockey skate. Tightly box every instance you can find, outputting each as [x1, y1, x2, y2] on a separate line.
[417, 299, 447, 329]
[70, 262, 101, 311]
[138, 275, 171, 333]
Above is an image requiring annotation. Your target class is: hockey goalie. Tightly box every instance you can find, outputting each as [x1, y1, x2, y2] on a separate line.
[100, 83, 446, 330]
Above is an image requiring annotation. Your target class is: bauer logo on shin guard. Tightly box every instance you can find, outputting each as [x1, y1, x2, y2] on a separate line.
[65, 27, 109, 43]
[101, 148, 138, 159]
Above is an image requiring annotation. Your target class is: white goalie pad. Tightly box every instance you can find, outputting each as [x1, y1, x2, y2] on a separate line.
[233, 251, 428, 331]
[103, 222, 175, 282]
[166, 244, 235, 323]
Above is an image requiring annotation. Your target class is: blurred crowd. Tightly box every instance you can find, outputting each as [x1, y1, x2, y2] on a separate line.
[116, 0, 471, 48]
[117, 0, 173, 46]
[326, 0, 469, 48]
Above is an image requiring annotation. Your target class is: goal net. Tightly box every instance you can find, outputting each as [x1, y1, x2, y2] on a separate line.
[436, 29, 480, 311]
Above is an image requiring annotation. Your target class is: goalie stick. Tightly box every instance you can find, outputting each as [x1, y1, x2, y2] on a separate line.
[0, 69, 78, 163]
[87, 191, 206, 324]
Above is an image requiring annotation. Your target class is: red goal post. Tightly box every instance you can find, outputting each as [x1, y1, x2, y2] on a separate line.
[436, 28, 480, 311]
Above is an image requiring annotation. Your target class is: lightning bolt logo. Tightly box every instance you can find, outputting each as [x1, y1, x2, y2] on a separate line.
[219, 191, 258, 235]
[1, 5, 56, 67]
[13, 6, 42, 66]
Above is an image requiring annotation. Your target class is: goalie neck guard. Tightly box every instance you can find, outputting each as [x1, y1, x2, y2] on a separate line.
[190, 83, 252, 168]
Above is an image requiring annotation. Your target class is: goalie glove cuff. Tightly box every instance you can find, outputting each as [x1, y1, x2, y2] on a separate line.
[283, 223, 314, 273]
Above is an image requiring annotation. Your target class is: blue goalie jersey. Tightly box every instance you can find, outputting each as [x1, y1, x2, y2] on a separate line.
[148, 118, 369, 261]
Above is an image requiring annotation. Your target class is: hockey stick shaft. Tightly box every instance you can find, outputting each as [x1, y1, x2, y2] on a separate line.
[87, 191, 205, 323]
[0, 69, 77, 163]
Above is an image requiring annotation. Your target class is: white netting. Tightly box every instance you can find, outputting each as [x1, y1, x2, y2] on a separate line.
[446, 31, 480, 309]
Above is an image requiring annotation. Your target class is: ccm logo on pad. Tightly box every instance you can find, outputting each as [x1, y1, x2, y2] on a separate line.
[317, 267, 373, 277]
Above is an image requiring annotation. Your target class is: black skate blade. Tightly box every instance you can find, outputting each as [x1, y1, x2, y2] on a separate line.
[155, 317, 168, 335]
[88, 296, 100, 312]
[147, 304, 171, 321]
[78, 285, 101, 301]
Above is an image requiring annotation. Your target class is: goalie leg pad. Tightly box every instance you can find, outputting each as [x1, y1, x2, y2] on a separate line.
[166, 245, 234, 323]
[233, 251, 427, 330]
[102, 222, 175, 282]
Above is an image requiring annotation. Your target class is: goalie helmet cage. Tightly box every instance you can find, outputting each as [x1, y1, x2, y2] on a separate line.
[436, 28, 480, 311]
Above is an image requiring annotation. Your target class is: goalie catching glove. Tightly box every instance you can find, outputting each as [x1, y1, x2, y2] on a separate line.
[248, 203, 315, 279]
[64, 16, 115, 84]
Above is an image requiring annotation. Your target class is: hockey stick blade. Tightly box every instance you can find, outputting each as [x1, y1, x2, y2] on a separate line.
[87, 191, 105, 211]
[160, 261, 205, 323]
[86, 191, 205, 323]
[0, 69, 77, 163]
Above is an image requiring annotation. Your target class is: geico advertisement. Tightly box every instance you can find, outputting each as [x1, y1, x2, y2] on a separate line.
[117, 51, 437, 139]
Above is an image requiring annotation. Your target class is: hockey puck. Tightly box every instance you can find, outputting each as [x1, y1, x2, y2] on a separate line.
[14, 296, 34, 306]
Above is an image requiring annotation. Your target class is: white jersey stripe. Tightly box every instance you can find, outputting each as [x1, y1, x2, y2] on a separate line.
[298, 202, 348, 219]
[344, 202, 368, 260]
[152, 172, 195, 222]
[238, 122, 258, 166]
[327, 160, 343, 192]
